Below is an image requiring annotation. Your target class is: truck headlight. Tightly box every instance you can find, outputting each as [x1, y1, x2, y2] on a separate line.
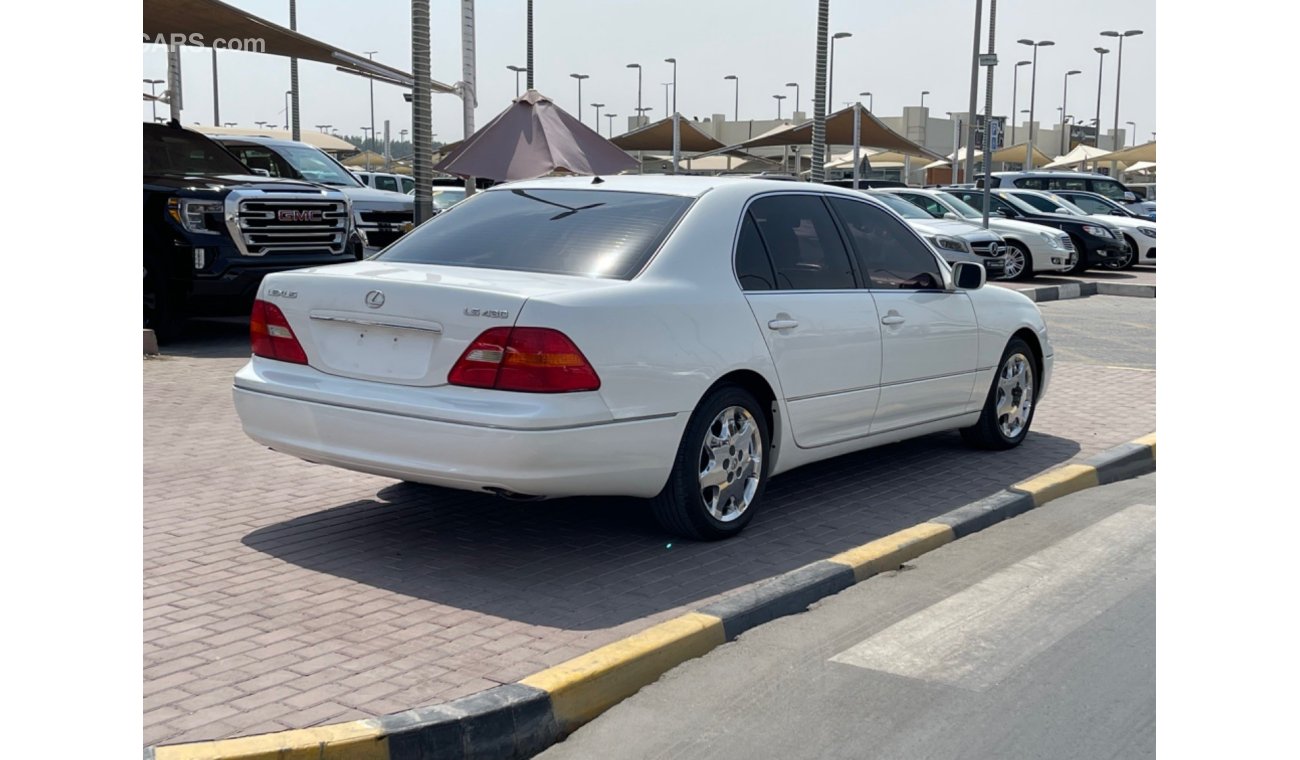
[930, 235, 970, 253]
[1139, 226, 1156, 238]
[1081, 224, 1114, 239]
[167, 198, 224, 234]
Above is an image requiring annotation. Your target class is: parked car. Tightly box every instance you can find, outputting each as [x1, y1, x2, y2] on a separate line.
[233, 176, 1052, 540]
[824, 178, 908, 189]
[1048, 189, 1157, 266]
[866, 191, 1010, 279]
[1001, 189, 1155, 270]
[354, 171, 416, 195]
[982, 170, 1156, 220]
[405, 186, 468, 211]
[144, 122, 361, 342]
[879, 187, 1076, 280]
[943, 187, 1129, 274]
[215, 136, 416, 250]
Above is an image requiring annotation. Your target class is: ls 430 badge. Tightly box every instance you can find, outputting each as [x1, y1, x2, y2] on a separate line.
[463, 308, 510, 319]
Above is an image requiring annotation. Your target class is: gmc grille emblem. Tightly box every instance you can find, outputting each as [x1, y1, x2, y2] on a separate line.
[277, 209, 323, 223]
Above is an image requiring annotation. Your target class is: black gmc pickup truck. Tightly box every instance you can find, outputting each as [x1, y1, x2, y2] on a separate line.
[144, 122, 363, 341]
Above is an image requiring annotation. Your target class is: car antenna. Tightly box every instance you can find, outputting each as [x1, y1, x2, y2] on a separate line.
[591, 175, 605, 184]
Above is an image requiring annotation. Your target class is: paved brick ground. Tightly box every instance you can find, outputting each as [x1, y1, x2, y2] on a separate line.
[144, 301, 1155, 746]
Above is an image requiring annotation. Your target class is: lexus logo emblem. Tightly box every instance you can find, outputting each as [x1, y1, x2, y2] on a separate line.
[365, 290, 385, 309]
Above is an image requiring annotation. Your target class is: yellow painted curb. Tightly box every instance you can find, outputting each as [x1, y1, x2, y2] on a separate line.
[1013, 463, 1100, 507]
[153, 719, 386, 760]
[521, 612, 725, 733]
[1133, 433, 1156, 460]
[826, 522, 955, 582]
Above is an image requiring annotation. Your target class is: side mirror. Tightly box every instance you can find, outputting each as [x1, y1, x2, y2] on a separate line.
[943, 212, 960, 221]
[952, 261, 986, 290]
[995, 208, 1011, 218]
[1123, 191, 1138, 202]
[251, 168, 271, 177]
[1054, 207, 1072, 215]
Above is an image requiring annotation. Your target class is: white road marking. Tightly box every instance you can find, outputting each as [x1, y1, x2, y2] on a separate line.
[830, 503, 1155, 690]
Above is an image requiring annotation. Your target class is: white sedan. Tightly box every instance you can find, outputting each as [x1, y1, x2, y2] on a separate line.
[233, 176, 1053, 540]
[879, 187, 1076, 280]
[1002, 189, 1156, 270]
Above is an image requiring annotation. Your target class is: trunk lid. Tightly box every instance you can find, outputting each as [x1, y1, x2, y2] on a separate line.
[261, 261, 620, 386]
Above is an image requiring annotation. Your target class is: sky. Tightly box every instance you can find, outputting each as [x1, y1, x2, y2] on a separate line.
[141, 0, 1155, 145]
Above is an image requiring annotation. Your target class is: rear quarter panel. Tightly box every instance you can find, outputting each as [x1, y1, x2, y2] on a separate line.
[513, 185, 784, 422]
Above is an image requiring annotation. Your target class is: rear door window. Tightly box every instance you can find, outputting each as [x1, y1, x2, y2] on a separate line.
[734, 213, 778, 291]
[1066, 194, 1113, 214]
[898, 193, 947, 218]
[747, 195, 857, 290]
[374, 175, 400, 193]
[377, 188, 692, 280]
[1014, 177, 1047, 190]
[400, 177, 416, 194]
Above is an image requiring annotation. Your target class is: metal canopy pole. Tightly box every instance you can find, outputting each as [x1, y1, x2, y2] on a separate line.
[289, 0, 300, 141]
[981, 0, 998, 229]
[965, 0, 983, 186]
[411, 0, 433, 224]
[810, 0, 829, 183]
[852, 102, 861, 188]
[461, 0, 477, 197]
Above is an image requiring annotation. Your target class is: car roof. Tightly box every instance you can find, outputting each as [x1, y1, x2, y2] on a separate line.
[992, 170, 1113, 180]
[487, 174, 877, 200]
[212, 135, 315, 149]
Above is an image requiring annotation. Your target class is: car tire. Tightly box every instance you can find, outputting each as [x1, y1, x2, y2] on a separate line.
[1003, 241, 1034, 281]
[1110, 234, 1139, 270]
[144, 263, 185, 344]
[1065, 236, 1090, 275]
[650, 384, 771, 540]
[961, 337, 1038, 450]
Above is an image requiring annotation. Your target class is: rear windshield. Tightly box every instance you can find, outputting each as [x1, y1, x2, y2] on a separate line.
[377, 188, 693, 279]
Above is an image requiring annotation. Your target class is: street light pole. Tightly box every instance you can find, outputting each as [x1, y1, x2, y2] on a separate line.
[570, 73, 589, 123]
[665, 58, 679, 173]
[606, 113, 617, 137]
[773, 94, 786, 120]
[1018, 38, 1054, 168]
[1060, 69, 1081, 154]
[627, 63, 643, 126]
[964, 0, 983, 188]
[1010, 60, 1029, 145]
[507, 65, 527, 97]
[828, 32, 852, 110]
[1101, 29, 1143, 153]
[592, 103, 604, 135]
[786, 82, 801, 116]
[861, 91, 872, 112]
[724, 75, 739, 122]
[1126, 121, 1136, 147]
[920, 90, 929, 109]
[144, 79, 163, 123]
[1092, 47, 1109, 147]
[364, 50, 378, 171]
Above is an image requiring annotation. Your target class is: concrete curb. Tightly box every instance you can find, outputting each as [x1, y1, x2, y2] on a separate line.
[1012, 280, 1155, 302]
[144, 329, 160, 356]
[149, 433, 1156, 760]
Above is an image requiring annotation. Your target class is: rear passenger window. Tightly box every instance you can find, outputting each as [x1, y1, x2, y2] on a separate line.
[375, 176, 400, 192]
[1089, 179, 1126, 200]
[747, 195, 856, 290]
[1015, 177, 1046, 190]
[735, 213, 777, 291]
[829, 197, 943, 290]
[1047, 178, 1087, 191]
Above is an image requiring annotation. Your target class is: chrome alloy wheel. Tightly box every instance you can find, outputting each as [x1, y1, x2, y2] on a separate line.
[996, 353, 1035, 439]
[698, 405, 763, 522]
[1002, 246, 1026, 279]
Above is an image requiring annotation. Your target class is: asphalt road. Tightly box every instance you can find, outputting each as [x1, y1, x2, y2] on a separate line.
[1036, 296, 1156, 370]
[540, 473, 1156, 760]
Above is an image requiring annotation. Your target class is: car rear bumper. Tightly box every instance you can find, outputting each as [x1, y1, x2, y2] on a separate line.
[231, 360, 684, 498]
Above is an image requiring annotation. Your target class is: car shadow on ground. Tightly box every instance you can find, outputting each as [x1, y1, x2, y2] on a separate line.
[155, 318, 251, 359]
[242, 430, 1080, 631]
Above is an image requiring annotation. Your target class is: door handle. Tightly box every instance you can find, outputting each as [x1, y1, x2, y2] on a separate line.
[881, 314, 906, 326]
[767, 319, 799, 330]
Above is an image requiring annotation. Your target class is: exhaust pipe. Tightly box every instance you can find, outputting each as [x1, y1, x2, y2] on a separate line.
[485, 487, 545, 502]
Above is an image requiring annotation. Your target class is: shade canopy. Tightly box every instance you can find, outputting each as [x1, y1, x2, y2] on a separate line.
[677, 154, 780, 173]
[923, 146, 984, 170]
[702, 105, 940, 160]
[340, 150, 387, 167]
[143, 0, 457, 93]
[434, 90, 638, 181]
[1043, 143, 1113, 169]
[610, 116, 729, 153]
[990, 142, 1054, 167]
[1125, 160, 1157, 174]
[192, 124, 356, 153]
[1101, 141, 1156, 165]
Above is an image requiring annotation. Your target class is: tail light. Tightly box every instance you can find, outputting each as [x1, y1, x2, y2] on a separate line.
[449, 327, 600, 393]
[250, 299, 308, 365]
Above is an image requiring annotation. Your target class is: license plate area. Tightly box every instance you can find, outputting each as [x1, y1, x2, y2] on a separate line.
[308, 313, 443, 384]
